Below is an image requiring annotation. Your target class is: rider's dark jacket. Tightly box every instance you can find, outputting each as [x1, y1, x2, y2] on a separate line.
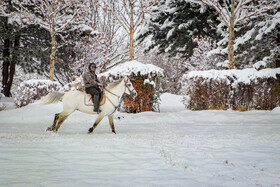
[82, 68, 99, 89]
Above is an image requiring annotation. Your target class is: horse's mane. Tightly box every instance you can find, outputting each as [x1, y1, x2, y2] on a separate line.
[106, 77, 125, 90]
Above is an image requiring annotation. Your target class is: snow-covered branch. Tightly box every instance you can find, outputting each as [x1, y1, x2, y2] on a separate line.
[101, 0, 156, 60]
[193, 0, 280, 69]
[12, 0, 89, 80]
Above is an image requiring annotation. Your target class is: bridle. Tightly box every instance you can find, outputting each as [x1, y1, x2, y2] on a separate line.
[103, 78, 136, 114]
[124, 78, 136, 97]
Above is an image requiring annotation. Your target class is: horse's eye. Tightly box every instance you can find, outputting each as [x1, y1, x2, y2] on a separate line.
[127, 84, 131, 87]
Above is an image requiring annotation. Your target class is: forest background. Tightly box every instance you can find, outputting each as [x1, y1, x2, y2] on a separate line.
[0, 0, 279, 109]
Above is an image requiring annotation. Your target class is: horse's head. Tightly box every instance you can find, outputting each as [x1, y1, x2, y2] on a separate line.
[124, 76, 137, 98]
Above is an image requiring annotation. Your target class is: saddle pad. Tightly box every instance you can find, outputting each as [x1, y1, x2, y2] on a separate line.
[84, 93, 106, 106]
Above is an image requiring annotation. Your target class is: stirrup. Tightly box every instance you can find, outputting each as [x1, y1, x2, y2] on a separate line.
[94, 109, 101, 114]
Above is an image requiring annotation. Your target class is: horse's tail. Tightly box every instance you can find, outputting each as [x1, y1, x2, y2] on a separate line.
[41, 92, 65, 105]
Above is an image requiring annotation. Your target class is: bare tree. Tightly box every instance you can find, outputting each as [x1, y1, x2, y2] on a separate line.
[16, 0, 88, 80]
[194, 0, 280, 69]
[69, 0, 129, 72]
[102, 0, 156, 61]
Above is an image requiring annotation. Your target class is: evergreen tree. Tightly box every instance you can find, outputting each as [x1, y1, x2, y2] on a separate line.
[138, 0, 220, 59]
[234, 9, 280, 69]
[14, 0, 88, 81]
[1, 1, 54, 96]
[0, 0, 20, 97]
[193, 0, 280, 69]
[19, 25, 51, 74]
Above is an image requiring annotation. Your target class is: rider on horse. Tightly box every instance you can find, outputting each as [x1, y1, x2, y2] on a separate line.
[82, 63, 103, 113]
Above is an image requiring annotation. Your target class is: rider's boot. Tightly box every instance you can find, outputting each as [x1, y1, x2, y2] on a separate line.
[93, 95, 101, 114]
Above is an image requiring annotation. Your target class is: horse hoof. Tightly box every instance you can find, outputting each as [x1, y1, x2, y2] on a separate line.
[88, 127, 93, 133]
[112, 130, 116, 134]
[46, 127, 52, 131]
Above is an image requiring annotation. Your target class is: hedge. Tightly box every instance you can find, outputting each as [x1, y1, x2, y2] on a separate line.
[181, 68, 280, 110]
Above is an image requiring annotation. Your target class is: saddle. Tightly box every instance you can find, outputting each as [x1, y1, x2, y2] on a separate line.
[84, 91, 106, 106]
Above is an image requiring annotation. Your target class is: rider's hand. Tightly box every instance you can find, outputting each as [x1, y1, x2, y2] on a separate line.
[97, 83, 103, 87]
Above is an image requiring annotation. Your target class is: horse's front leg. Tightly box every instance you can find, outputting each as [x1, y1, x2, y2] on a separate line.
[88, 114, 105, 133]
[108, 114, 116, 134]
[46, 113, 60, 131]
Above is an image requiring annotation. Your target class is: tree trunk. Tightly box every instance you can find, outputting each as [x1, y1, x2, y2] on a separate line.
[129, 1, 134, 61]
[2, 38, 10, 96]
[50, 33, 56, 81]
[276, 25, 280, 68]
[49, 14, 56, 81]
[7, 35, 20, 95]
[228, 0, 235, 70]
[129, 27, 134, 61]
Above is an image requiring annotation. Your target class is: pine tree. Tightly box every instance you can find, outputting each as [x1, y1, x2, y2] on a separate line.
[234, 9, 280, 69]
[194, 0, 280, 69]
[0, 0, 21, 97]
[138, 0, 220, 59]
[15, 0, 88, 80]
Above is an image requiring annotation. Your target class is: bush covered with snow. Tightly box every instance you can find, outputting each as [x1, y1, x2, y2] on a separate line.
[122, 74, 162, 113]
[99, 60, 163, 113]
[14, 80, 62, 107]
[181, 68, 280, 111]
[62, 76, 84, 91]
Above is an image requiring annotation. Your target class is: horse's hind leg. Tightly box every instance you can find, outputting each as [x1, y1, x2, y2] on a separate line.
[47, 113, 60, 131]
[108, 114, 116, 134]
[88, 114, 105, 133]
[55, 114, 70, 132]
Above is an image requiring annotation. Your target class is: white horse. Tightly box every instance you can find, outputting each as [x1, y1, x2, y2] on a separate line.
[42, 76, 137, 133]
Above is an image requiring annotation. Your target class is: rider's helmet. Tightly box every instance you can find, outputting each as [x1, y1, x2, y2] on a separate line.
[89, 63, 96, 70]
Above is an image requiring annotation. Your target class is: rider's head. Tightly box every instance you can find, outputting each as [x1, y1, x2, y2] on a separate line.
[89, 63, 96, 71]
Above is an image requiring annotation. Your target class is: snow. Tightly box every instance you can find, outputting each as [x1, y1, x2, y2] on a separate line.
[71, 24, 100, 36]
[19, 79, 60, 87]
[0, 97, 16, 110]
[234, 28, 255, 49]
[0, 93, 280, 186]
[184, 68, 280, 84]
[253, 61, 267, 69]
[99, 60, 163, 79]
[143, 79, 155, 87]
[160, 18, 173, 30]
[166, 27, 175, 40]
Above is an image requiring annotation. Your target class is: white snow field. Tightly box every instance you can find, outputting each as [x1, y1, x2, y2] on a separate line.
[0, 93, 280, 187]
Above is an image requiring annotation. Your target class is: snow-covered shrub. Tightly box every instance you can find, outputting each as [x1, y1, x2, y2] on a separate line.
[181, 68, 280, 111]
[63, 76, 84, 91]
[121, 73, 162, 113]
[99, 60, 163, 113]
[14, 80, 62, 107]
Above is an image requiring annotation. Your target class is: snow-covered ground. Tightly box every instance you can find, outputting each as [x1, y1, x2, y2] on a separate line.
[0, 93, 280, 186]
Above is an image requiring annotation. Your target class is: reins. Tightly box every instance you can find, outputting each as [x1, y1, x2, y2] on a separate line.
[103, 78, 134, 115]
[104, 87, 121, 113]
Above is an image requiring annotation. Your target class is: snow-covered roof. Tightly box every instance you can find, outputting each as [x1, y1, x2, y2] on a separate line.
[99, 60, 163, 78]
[184, 68, 280, 84]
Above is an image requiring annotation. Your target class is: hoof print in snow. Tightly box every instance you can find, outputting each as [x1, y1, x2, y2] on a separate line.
[117, 116, 124, 120]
